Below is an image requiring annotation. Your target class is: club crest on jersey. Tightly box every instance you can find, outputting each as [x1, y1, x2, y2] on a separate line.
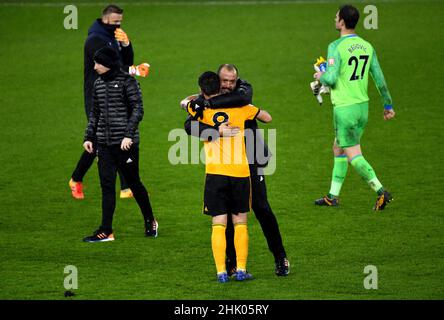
[328, 58, 335, 66]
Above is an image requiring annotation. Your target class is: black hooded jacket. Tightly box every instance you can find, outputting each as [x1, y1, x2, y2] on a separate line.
[84, 19, 134, 118]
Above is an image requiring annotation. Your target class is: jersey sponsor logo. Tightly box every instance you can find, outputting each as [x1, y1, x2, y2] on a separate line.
[328, 58, 335, 66]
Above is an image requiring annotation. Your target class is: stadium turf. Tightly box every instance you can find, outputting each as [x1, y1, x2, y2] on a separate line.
[0, 0, 443, 299]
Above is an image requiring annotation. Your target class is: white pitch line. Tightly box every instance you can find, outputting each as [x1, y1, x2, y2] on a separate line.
[0, 0, 429, 7]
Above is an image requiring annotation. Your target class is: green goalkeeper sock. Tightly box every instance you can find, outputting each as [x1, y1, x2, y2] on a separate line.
[328, 155, 348, 197]
[350, 155, 384, 194]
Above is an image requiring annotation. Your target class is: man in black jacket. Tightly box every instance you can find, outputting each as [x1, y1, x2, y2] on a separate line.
[69, 4, 134, 200]
[82, 47, 157, 242]
[182, 64, 290, 276]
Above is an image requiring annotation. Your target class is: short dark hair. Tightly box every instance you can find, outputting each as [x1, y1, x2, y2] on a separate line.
[102, 4, 123, 16]
[338, 5, 359, 29]
[217, 64, 239, 77]
[198, 71, 220, 96]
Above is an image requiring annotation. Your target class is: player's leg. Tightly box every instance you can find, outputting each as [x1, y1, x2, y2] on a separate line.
[231, 212, 249, 281]
[225, 215, 237, 276]
[315, 108, 350, 206]
[345, 144, 383, 192]
[70, 99, 96, 199]
[328, 140, 348, 198]
[98, 146, 118, 233]
[343, 103, 393, 210]
[71, 150, 96, 182]
[83, 145, 117, 242]
[345, 145, 392, 210]
[70, 141, 97, 199]
[250, 165, 289, 276]
[118, 169, 133, 199]
[212, 214, 228, 283]
[116, 144, 157, 237]
[230, 176, 253, 281]
[204, 175, 230, 282]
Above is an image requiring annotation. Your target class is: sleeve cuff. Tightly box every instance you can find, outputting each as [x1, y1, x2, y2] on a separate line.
[384, 104, 393, 110]
[253, 108, 261, 120]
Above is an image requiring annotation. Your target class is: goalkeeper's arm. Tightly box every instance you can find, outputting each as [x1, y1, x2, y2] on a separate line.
[320, 43, 341, 87]
[369, 50, 393, 108]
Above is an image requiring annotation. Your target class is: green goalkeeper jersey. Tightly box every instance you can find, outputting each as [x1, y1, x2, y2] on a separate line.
[320, 34, 392, 108]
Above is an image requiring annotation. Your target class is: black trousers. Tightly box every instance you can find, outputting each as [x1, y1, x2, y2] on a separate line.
[226, 165, 287, 264]
[97, 144, 154, 232]
[71, 140, 129, 190]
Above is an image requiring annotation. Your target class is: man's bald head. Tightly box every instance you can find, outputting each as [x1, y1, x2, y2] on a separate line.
[218, 64, 239, 93]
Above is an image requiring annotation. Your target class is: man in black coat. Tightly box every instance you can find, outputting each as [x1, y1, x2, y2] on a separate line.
[69, 4, 134, 200]
[182, 64, 290, 276]
[82, 47, 157, 242]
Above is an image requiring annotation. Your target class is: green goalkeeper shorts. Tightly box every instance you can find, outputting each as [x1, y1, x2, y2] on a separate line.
[333, 102, 369, 148]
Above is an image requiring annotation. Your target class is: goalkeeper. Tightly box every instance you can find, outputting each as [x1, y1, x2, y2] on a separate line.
[313, 5, 396, 210]
[69, 4, 149, 200]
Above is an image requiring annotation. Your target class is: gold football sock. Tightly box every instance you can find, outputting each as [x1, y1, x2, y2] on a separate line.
[234, 223, 248, 271]
[211, 224, 227, 274]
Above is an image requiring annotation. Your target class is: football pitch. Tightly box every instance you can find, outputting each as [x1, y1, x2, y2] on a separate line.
[0, 0, 443, 300]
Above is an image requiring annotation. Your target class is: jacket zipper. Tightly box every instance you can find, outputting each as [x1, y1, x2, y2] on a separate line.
[105, 82, 110, 145]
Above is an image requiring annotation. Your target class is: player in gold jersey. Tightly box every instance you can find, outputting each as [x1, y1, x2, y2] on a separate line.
[187, 71, 272, 283]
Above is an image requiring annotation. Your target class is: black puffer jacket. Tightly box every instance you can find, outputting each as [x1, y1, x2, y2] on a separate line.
[85, 69, 143, 146]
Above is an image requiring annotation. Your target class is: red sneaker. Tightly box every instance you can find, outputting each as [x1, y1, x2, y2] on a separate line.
[69, 179, 84, 199]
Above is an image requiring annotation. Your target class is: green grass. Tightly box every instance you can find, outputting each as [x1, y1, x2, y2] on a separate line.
[0, 0, 443, 299]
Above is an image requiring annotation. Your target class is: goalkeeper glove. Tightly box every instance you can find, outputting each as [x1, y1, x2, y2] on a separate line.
[310, 56, 330, 105]
[129, 63, 150, 77]
[310, 80, 323, 105]
[115, 28, 130, 47]
[310, 80, 330, 105]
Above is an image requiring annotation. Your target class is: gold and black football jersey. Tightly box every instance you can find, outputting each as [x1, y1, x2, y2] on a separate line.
[187, 104, 260, 177]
